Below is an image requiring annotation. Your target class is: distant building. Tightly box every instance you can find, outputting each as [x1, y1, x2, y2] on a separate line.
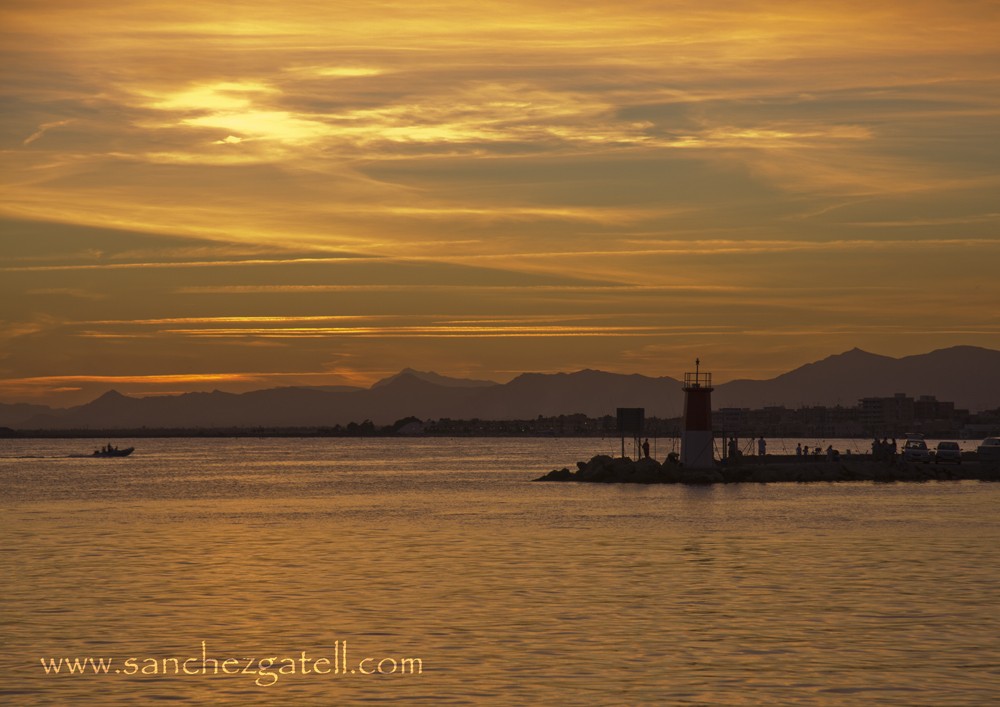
[913, 395, 954, 421]
[860, 393, 914, 434]
[715, 407, 749, 432]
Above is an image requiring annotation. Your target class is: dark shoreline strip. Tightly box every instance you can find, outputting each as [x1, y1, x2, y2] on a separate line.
[536, 455, 1000, 484]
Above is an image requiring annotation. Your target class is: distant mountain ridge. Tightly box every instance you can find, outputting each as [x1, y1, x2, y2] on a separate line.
[371, 368, 497, 389]
[2, 347, 998, 429]
[713, 346, 1000, 409]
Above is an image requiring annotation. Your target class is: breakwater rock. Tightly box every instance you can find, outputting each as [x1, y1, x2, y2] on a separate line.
[535, 454, 1000, 485]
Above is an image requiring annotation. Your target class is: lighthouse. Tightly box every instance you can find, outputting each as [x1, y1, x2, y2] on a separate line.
[681, 358, 715, 468]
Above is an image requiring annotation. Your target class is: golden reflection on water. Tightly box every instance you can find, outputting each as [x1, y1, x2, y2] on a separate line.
[2, 438, 999, 705]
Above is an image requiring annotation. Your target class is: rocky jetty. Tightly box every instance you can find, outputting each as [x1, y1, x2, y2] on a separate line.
[535, 454, 1000, 485]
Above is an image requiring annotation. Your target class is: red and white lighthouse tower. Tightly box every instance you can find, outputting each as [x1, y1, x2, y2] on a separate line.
[681, 359, 715, 468]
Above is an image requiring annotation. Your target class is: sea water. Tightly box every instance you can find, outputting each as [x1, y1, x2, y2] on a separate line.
[2, 437, 998, 705]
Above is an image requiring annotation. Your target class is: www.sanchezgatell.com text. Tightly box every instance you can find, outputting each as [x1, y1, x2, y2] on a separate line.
[39, 640, 422, 687]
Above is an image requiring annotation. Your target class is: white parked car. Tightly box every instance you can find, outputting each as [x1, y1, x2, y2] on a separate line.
[977, 437, 1000, 462]
[933, 441, 962, 464]
[901, 438, 931, 463]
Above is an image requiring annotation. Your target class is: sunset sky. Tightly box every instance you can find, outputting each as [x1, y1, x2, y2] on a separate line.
[2, 1, 999, 405]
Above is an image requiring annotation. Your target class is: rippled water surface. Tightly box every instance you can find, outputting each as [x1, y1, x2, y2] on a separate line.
[2, 438, 998, 705]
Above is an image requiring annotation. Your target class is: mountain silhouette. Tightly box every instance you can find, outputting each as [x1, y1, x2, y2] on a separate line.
[0, 401, 52, 427]
[713, 346, 1000, 409]
[371, 368, 497, 389]
[467, 370, 682, 419]
[2, 346, 998, 429]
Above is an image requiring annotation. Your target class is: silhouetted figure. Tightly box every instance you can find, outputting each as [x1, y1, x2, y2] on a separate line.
[796, 443, 802, 457]
[757, 437, 766, 456]
[728, 437, 738, 459]
[642, 438, 650, 459]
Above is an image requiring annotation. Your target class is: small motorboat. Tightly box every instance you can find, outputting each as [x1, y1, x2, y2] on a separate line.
[92, 445, 134, 458]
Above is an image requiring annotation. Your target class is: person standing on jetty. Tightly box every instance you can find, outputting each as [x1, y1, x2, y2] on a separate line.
[878, 438, 890, 462]
[757, 437, 767, 457]
[642, 438, 650, 460]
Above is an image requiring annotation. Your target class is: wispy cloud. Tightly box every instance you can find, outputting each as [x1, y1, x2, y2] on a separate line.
[173, 284, 756, 294]
[24, 287, 106, 300]
[1, 255, 376, 273]
[153, 325, 668, 339]
[22, 119, 75, 145]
